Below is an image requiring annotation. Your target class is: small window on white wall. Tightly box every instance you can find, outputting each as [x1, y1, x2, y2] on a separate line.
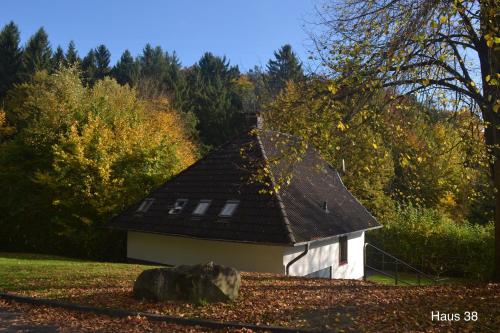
[339, 236, 348, 265]
[192, 199, 211, 215]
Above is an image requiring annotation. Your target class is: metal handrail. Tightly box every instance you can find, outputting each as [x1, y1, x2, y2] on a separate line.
[364, 243, 441, 285]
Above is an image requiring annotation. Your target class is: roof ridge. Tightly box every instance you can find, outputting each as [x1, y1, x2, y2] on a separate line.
[255, 130, 296, 244]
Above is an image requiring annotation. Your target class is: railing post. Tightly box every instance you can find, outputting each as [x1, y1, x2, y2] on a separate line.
[395, 261, 398, 285]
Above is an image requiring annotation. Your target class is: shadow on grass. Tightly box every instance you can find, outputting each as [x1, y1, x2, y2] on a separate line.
[0, 252, 88, 262]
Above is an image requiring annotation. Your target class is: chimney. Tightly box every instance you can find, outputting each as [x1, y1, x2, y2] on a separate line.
[245, 111, 263, 130]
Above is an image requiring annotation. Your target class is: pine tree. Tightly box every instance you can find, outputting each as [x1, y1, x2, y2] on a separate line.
[166, 51, 189, 110]
[164, 51, 182, 91]
[137, 44, 169, 97]
[112, 49, 138, 86]
[0, 21, 22, 98]
[266, 44, 303, 95]
[139, 45, 167, 81]
[65, 41, 79, 66]
[52, 46, 65, 70]
[185, 52, 244, 147]
[20, 27, 52, 80]
[94, 44, 111, 80]
[81, 49, 97, 85]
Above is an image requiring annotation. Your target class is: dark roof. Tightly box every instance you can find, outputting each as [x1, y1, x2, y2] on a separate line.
[109, 128, 380, 245]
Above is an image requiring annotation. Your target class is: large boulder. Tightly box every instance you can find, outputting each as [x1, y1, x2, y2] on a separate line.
[133, 262, 241, 303]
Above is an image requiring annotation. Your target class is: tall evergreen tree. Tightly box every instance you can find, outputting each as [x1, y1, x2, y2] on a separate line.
[137, 44, 169, 97]
[81, 49, 97, 85]
[139, 45, 167, 81]
[164, 51, 182, 90]
[266, 44, 303, 95]
[52, 46, 65, 70]
[185, 52, 244, 147]
[0, 21, 22, 98]
[20, 27, 52, 80]
[94, 44, 111, 80]
[65, 41, 79, 66]
[112, 49, 138, 86]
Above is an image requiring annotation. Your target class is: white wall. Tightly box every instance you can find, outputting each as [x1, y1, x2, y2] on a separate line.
[282, 231, 365, 279]
[127, 231, 285, 273]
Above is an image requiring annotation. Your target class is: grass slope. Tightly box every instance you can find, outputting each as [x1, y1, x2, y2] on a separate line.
[0, 252, 156, 295]
[0, 252, 499, 333]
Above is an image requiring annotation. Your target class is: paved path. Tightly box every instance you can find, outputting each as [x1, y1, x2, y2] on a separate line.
[0, 307, 58, 333]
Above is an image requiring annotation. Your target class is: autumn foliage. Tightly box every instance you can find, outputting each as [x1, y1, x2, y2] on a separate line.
[264, 79, 494, 278]
[0, 68, 197, 258]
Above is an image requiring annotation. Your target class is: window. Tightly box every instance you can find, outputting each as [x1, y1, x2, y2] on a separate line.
[219, 200, 240, 217]
[136, 198, 155, 213]
[339, 236, 348, 265]
[168, 199, 188, 214]
[192, 199, 211, 215]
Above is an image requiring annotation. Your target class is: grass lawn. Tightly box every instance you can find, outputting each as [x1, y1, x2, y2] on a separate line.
[0, 252, 499, 333]
[0, 252, 157, 296]
[365, 271, 464, 286]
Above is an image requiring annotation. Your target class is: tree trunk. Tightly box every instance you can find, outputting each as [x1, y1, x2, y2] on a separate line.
[479, 0, 500, 281]
[493, 129, 500, 282]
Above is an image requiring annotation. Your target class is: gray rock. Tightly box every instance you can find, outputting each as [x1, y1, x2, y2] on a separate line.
[133, 262, 241, 303]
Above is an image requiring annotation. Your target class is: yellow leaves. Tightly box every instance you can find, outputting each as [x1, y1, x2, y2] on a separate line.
[422, 79, 430, 87]
[484, 34, 500, 48]
[337, 121, 348, 131]
[327, 84, 338, 94]
[372, 143, 378, 150]
[431, 20, 438, 29]
[401, 156, 410, 168]
[15, 68, 198, 217]
[439, 16, 448, 24]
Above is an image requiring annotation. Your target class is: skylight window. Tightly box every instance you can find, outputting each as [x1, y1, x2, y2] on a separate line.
[219, 200, 240, 217]
[136, 198, 155, 213]
[168, 199, 188, 214]
[192, 199, 212, 215]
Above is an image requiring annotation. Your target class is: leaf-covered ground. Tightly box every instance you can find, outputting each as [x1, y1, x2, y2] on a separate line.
[1, 253, 498, 332]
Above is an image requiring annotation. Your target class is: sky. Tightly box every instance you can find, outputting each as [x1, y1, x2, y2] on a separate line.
[1, 0, 319, 71]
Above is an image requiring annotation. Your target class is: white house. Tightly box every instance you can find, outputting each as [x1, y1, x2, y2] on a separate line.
[110, 115, 381, 279]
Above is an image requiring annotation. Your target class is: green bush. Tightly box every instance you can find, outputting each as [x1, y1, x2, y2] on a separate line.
[368, 204, 494, 280]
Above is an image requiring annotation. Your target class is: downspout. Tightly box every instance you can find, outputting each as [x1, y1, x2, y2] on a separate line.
[285, 243, 309, 276]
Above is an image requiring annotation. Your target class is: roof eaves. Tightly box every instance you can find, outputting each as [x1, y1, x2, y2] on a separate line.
[114, 227, 292, 246]
[255, 130, 296, 244]
[292, 224, 383, 246]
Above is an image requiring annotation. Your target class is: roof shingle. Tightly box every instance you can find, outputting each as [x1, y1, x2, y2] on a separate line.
[109, 128, 380, 244]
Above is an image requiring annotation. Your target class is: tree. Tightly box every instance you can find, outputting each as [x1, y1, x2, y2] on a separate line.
[65, 41, 80, 66]
[0, 68, 197, 258]
[20, 27, 52, 80]
[94, 44, 111, 80]
[136, 44, 170, 97]
[266, 44, 303, 95]
[0, 21, 22, 98]
[313, 0, 500, 280]
[52, 46, 65, 70]
[112, 49, 138, 86]
[81, 49, 97, 85]
[184, 52, 245, 147]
